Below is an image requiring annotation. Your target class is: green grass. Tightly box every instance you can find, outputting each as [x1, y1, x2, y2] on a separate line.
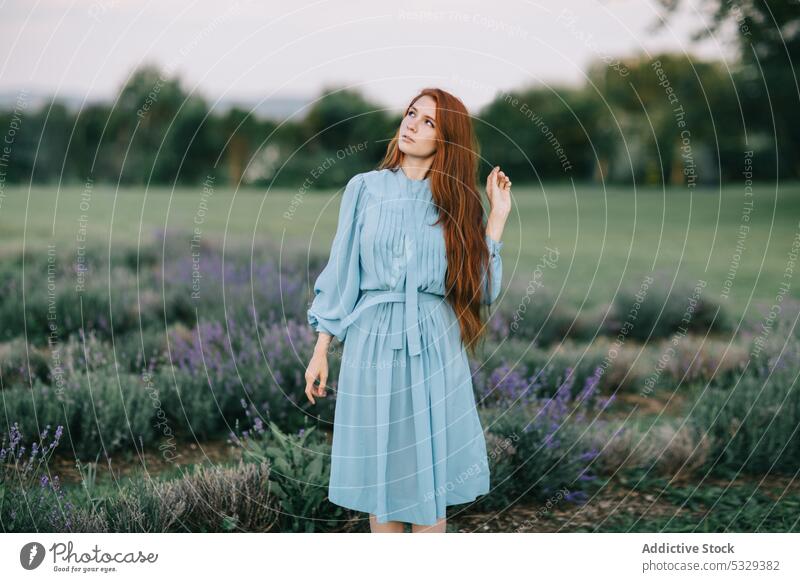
[2, 181, 798, 318]
[598, 476, 800, 532]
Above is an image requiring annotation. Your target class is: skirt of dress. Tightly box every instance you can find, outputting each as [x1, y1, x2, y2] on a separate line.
[328, 292, 491, 526]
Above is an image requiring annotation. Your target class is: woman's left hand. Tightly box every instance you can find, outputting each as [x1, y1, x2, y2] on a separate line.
[486, 166, 512, 218]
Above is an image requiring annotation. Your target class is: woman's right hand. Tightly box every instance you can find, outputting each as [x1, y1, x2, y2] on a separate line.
[305, 338, 331, 404]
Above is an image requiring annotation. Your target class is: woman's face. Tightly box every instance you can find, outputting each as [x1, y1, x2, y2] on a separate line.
[398, 95, 438, 158]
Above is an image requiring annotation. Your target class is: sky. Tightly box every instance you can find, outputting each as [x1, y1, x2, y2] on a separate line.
[0, 0, 738, 112]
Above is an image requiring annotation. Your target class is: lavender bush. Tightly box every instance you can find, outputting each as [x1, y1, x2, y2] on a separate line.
[4, 364, 156, 460]
[474, 365, 619, 510]
[689, 316, 800, 475]
[0, 422, 77, 532]
[167, 316, 330, 435]
[0, 338, 50, 389]
[607, 273, 733, 341]
[157, 239, 309, 329]
[0, 231, 309, 352]
[471, 350, 615, 406]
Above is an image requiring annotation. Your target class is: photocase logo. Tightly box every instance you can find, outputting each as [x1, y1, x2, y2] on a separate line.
[20, 542, 46, 570]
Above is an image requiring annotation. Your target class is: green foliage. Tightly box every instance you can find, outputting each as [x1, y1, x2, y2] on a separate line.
[655, 0, 800, 179]
[155, 366, 221, 441]
[503, 287, 585, 346]
[609, 272, 732, 342]
[3, 366, 155, 461]
[689, 326, 800, 475]
[478, 85, 605, 180]
[239, 421, 355, 532]
[0, 422, 74, 532]
[77, 460, 277, 533]
[3, 35, 798, 188]
[474, 401, 604, 512]
[599, 474, 800, 533]
[0, 338, 50, 388]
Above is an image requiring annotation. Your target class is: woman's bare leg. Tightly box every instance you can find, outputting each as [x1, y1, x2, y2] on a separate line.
[369, 514, 405, 532]
[411, 516, 446, 533]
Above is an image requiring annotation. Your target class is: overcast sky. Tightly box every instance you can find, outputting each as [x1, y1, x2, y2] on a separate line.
[0, 0, 737, 112]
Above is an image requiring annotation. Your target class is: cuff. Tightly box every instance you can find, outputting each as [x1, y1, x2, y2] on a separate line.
[307, 311, 344, 342]
[486, 233, 503, 256]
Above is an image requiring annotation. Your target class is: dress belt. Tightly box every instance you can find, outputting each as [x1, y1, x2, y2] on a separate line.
[338, 289, 444, 357]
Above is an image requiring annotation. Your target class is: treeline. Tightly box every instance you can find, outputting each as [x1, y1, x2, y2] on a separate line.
[0, 52, 795, 188]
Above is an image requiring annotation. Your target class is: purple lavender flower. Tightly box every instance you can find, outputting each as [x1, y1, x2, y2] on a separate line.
[564, 490, 589, 504]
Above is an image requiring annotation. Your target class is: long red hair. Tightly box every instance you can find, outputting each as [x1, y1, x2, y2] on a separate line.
[378, 88, 492, 357]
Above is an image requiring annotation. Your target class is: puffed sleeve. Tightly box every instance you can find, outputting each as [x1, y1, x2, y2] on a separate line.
[481, 233, 503, 305]
[307, 173, 367, 342]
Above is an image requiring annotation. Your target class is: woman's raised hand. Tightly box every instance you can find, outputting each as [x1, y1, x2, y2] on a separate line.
[485, 166, 512, 218]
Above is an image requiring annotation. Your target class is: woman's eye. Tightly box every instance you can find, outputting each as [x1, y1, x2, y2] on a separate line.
[408, 110, 433, 128]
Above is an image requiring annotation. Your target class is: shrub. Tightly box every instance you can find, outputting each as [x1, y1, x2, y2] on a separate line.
[157, 243, 310, 327]
[493, 288, 579, 347]
[113, 326, 170, 375]
[0, 252, 166, 346]
[0, 422, 76, 532]
[0, 338, 50, 389]
[475, 366, 618, 510]
[606, 273, 732, 342]
[472, 348, 619, 407]
[656, 335, 749, 387]
[4, 365, 156, 461]
[168, 317, 329, 433]
[233, 419, 358, 532]
[68, 460, 277, 533]
[689, 326, 800, 475]
[593, 419, 711, 478]
[154, 366, 220, 440]
[0, 234, 309, 350]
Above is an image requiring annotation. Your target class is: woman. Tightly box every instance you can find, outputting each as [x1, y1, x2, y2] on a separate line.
[305, 88, 511, 533]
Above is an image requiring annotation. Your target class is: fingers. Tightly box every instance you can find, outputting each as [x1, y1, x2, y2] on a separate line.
[304, 370, 317, 404]
[487, 166, 501, 196]
[305, 367, 329, 404]
[488, 166, 511, 190]
[495, 166, 512, 190]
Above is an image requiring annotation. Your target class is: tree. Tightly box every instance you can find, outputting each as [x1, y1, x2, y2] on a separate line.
[654, 0, 800, 178]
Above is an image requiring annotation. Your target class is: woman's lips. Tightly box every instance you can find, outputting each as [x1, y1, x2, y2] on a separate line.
[402, 135, 414, 142]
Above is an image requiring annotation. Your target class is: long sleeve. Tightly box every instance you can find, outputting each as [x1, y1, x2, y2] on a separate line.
[481, 233, 503, 305]
[307, 173, 367, 342]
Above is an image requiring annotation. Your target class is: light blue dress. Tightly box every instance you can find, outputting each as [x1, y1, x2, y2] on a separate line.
[307, 167, 503, 525]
